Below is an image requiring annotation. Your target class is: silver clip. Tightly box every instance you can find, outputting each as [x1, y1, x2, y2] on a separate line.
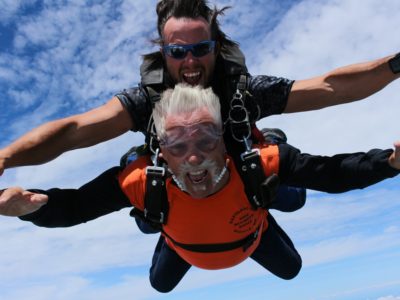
[151, 148, 160, 166]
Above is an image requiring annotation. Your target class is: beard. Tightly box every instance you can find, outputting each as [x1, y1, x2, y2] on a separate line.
[171, 158, 227, 194]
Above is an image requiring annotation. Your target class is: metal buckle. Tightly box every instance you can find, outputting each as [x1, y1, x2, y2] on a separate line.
[145, 166, 165, 177]
[240, 148, 260, 161]
[144, 209, 165, 224]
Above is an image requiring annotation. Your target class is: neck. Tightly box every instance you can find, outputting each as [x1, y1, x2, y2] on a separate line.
[212, 159, 230, 194]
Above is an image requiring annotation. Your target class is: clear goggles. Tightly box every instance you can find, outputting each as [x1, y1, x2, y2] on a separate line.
[159, 122, 222, 157]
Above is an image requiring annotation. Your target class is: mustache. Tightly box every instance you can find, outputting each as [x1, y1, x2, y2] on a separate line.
[178, 158, 218, 174]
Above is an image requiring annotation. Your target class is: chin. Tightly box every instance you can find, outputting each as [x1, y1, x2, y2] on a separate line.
[188, 184, 213, 199]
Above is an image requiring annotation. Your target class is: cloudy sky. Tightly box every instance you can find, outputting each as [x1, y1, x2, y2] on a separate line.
[1, 0, 400, 299]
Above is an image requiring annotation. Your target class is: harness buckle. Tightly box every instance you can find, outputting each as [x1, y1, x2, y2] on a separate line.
[144, 208, 165, 224]
[240, 135, 260, 161]
[145, 165, 166, 178]
[240, 148, 260, 161]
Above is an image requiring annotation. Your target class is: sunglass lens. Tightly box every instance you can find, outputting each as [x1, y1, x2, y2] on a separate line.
[169, 46, 187, 59]
[192, 42, 212, 57]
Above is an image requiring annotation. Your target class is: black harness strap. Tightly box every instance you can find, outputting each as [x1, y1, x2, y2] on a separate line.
[130, 165, 169, 229]
[146, 86, 161, 107]
[162, 222, 262, 253]
[237, 149, 267, 209]
[227, 75, 280, 209]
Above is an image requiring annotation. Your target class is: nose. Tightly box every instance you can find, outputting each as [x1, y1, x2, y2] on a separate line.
[183, 51, 198, 64]
[186, 146, 204, 166]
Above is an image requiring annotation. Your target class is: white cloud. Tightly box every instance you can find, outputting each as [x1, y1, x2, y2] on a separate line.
[2, 1, 157, 144]
[251, 0, 400, 155]
[1, 0, 400, 299]
[0, 0, 38, 24]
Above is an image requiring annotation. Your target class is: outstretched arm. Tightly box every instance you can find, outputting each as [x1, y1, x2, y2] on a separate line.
[284, 54, 400, 113]
[0, 167, 131, 227]
[278, 142, 400, 193]
[0, 97, 133, 176]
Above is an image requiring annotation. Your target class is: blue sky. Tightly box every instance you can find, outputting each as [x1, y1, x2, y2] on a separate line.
[1, 0, 400, 299]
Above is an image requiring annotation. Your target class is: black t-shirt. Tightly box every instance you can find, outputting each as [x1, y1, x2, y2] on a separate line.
[115, 74, 294, 133]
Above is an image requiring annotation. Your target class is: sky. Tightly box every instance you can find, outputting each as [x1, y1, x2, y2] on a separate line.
[1, 0, 400, 299]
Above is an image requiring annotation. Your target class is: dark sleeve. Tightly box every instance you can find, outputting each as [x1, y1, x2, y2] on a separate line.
[248, 75, 294, 118]
[114, 86, 152, 133]
[19, 167, 131, 228]
[278, 144, 400, 193]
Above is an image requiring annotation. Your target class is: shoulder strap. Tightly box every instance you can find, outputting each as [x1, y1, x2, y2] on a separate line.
[220, 44, 248, 76]
[130, 158, 169, 230]
[233, 145, 280, 209]
[143, 165, 169, 225]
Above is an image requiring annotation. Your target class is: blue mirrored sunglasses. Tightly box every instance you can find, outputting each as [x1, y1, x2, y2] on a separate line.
[162, 40, 216, 59]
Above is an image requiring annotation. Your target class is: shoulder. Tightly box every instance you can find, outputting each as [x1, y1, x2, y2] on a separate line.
[118, 155, 151, 188]
[248, 75, 294, 92]
[247, 75, 294, 117]
[114, 86, 153, 132]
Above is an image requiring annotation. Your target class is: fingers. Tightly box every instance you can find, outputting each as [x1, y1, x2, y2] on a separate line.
[0, 187, 47, 217]
[0, 187, 24, 199]
[29, 193, 48, 206]
[388, 141, 400, 170]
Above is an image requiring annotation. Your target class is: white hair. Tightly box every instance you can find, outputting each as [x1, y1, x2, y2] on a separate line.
[152, 83, 222, 138]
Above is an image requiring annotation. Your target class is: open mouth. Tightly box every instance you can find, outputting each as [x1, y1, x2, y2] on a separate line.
[182, 71, 202, 85]
[187, 169, 208, 184]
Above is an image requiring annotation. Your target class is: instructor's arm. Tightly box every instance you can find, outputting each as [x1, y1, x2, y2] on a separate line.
[285, 54, 400, 112]
[0, 97, 133, 175]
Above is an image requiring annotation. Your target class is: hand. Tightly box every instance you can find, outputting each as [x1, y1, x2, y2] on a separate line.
[388, 141, 400, 170]
[0, 187, 48, 217]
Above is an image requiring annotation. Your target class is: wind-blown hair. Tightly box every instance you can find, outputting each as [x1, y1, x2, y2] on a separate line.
[143, 0, 238, 69]
[153, 83, 222, 138]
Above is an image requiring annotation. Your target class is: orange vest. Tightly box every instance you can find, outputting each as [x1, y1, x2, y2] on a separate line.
[118, 144, 279, 270]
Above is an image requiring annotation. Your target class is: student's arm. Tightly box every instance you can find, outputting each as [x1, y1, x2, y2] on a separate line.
[0, 97, 133, 175]
[284, 54, 400, 113]
[278, 142, 400, 193]
[0, 167, 130, 227]
[0, 167, 131, 227]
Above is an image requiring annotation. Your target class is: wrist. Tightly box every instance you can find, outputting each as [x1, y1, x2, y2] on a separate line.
[0, 154, 9, 170]
[0, 148, 14, 169]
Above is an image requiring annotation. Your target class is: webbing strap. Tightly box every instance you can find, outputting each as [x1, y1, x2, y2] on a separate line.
[143, 166, 169, 225]
[146, 86, 161, 106]
[237, 149, 266, 209]
[162, 221, 263, 253]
